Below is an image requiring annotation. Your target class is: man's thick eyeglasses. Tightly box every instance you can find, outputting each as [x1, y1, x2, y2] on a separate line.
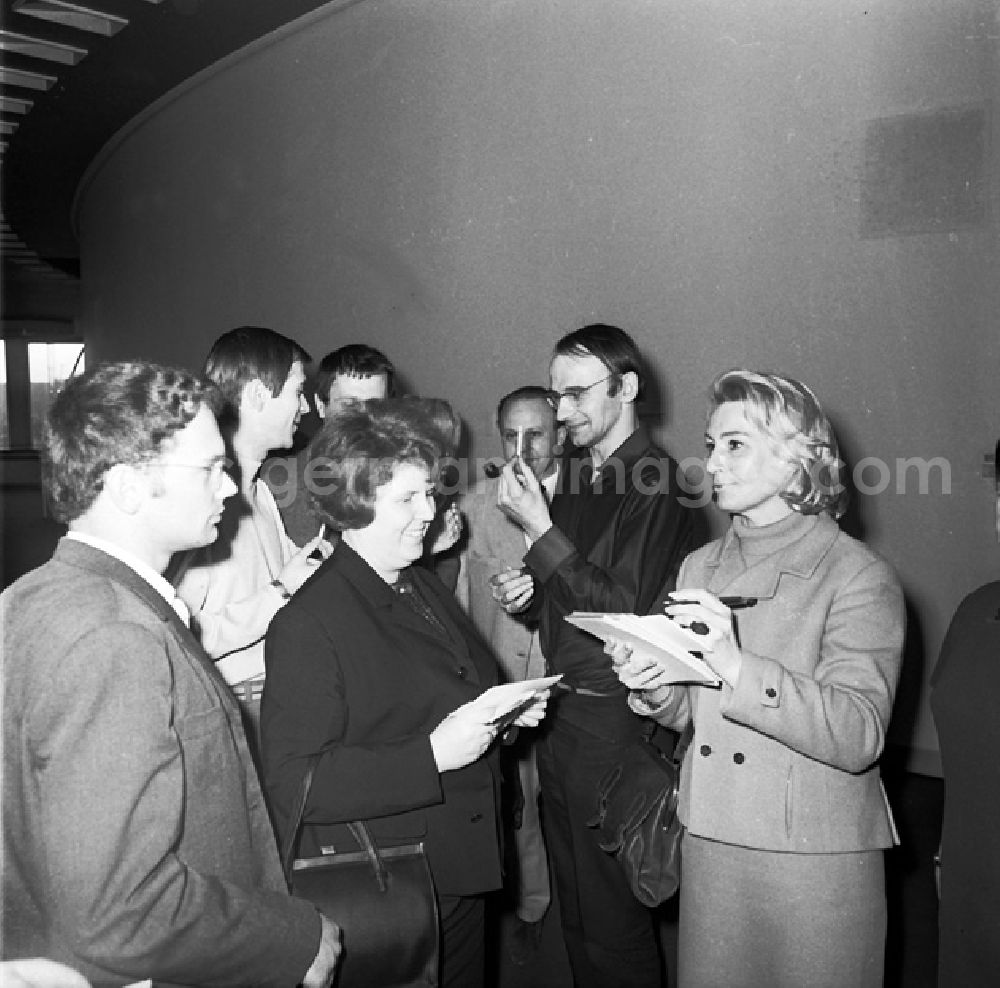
[546, 373, 615, 409]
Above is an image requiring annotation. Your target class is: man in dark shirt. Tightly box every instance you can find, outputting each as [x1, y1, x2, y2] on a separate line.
[496, 324, 700, 988]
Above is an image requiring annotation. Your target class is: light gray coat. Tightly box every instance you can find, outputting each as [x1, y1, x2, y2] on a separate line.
[456, 476, 547, 683]
[641, 512, 904, 854]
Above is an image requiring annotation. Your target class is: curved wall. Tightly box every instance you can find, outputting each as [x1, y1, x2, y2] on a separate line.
[75, 0, 999, 770]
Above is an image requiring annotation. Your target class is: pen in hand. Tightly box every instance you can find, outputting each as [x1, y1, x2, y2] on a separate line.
[665, 594, 756, 648]
[667, 595, 757, 609]
[665, 594, 755, 638]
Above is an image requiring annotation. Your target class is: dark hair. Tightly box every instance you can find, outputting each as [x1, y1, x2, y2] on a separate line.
[495, 385, 558, 430]
[314, 344, 395, 406]
[553, 323, 645, 401]
[399, 395, 462, 458]
[709, 369, 848, 519]
[204, 326, 310, 425]
[43, 361, 216, 523]
[307, 397, 457, 531]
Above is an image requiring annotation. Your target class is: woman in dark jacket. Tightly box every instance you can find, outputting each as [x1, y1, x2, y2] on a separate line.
[261, 397, 550, 988]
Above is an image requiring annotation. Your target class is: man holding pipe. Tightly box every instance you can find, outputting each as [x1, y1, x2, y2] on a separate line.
[495, 324, 701, 988]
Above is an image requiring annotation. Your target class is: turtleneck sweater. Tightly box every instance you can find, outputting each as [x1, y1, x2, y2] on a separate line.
[729, 508, 819, 565]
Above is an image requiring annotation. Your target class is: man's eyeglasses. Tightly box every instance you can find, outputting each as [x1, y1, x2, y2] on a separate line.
[546, 373, 615, 409]
[155, 460, 231, 484]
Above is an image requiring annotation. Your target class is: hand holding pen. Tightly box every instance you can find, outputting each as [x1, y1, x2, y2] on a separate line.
[668, 595, 756, 635]
[663, 590, 750, 688]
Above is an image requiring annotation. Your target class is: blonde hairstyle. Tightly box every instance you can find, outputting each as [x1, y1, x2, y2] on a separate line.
[709, 369, 848, 518]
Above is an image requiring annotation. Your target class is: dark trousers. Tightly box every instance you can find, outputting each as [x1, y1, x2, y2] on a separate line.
[438, 893, 486, 988]
[537, 693, 663, 988]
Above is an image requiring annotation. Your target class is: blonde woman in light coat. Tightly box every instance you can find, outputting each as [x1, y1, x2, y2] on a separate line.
[612, 369, 905, 988]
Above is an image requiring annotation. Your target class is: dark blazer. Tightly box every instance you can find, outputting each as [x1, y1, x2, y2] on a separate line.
[261, 541, 503, 898]
[1, 539, 319, 988]
[931, 581, 1000, 987]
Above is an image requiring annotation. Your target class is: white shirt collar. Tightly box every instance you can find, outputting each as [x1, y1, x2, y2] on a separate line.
[65, 531, 191, 626]
[540, 467, 559, 500]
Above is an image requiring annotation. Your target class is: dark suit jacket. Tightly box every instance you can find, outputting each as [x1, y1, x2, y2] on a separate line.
[261, 542, 503, 898]
[931, 581, 1000, 986]
[524, 428, 701, 695]
[1, 539, 319, 987]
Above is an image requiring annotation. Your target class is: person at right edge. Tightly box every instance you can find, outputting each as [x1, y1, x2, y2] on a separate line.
[930, 438, 1000, 988]
[494, 324, 701, 988]
[612, 369, 905, 988]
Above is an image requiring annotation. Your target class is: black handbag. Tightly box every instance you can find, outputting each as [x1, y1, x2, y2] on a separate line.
[280, 753, 440, 988]
[587, 722, 693, 908]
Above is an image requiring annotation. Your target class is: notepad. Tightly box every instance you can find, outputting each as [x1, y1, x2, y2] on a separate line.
[463, 675, 563, 726]
[566, 612, 722, 686]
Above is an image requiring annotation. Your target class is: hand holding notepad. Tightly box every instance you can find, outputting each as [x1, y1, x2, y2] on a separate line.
[430, 676, 562, 772]
[461, 675, 563, 728]
[565, 612, 722, 686]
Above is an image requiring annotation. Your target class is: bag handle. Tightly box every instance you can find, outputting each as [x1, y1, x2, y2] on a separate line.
[280, 751, 390, 892]
[640, 719, 694, 765]
[674, 719, 694, 764]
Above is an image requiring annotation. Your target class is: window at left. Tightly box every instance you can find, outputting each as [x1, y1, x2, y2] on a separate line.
[1, 340, 85, 449]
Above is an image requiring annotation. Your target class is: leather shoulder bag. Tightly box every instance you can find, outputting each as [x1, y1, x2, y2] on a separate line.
[587, 721, 693, 908]
[281, 752, 440, 988]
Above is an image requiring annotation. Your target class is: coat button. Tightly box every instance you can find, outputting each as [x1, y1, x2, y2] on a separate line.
[457, 666, 468, 678]
[733, 752, 745, 765]
[765, 687, 777, 698]
[699, 744, 712, 757]
[470, 812, 483, 823]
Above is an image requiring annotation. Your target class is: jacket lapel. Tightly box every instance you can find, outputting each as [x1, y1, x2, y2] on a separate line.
[470, 477, 526, 562]
[53, 538, 237, 702]
[57, 539, 192, 635]
[332, 542, 481, 684]
[702, 514, 840, 600]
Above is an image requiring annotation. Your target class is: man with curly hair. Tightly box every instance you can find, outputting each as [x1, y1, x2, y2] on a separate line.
[1, 361, 341, 987]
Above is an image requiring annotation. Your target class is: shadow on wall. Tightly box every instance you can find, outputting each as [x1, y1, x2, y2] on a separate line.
[832, 419, 928, 759]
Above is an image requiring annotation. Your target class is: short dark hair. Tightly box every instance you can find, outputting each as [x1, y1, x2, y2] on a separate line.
[204, 326, 310, 421]
[307, 397, 457, 531]
[495, 386, 558, 430]
[399, 395, 461, 458]
[709, 369, 848, 519]
[553, 323, 645, 401]
[314, 344, 395, 406]
[43, 361, 216, 523]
